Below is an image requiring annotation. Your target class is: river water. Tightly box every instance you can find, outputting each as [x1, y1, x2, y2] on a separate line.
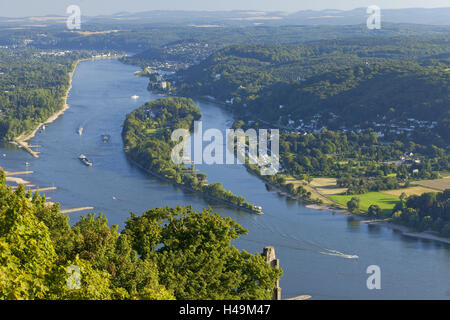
[1, 59, 449, 299]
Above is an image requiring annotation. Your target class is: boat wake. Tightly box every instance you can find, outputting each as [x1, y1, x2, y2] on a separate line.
[246, 217, 359, 259]
[319, 249, 359, 259]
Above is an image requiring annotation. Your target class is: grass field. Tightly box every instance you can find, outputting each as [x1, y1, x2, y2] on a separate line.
[329, 192, 400, 215]
[278, 172, 449, 216]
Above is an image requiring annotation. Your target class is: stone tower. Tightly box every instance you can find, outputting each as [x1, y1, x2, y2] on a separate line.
[262, 246, 281, 300]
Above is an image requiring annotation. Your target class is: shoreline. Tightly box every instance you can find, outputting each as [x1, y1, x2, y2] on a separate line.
[13, 55, 125, 158]
[244, 159, 450, 245]
[13, 59, 78, 157]
[136, 65, 450, 244]
[366, 221, 450, 245]
[276, 185, 450, 245]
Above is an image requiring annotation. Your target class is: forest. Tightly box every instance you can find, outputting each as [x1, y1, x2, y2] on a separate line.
[3, 23, 449, 53]
[392, 190, 450, 236]
[0, 170, 281, 299]
[0, 49, 91, 141]
[122, 97, 261, 213]
[178, 37, 450, 144]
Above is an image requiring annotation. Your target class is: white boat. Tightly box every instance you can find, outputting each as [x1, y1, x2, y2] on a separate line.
[131, 95, 139, 100]
[77, 127, 83, 136]
[79, 154, 93, 167]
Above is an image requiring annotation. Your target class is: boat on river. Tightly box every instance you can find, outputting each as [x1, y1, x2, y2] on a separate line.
[77, 127, 84, 136]
[79, 154, 93, 167]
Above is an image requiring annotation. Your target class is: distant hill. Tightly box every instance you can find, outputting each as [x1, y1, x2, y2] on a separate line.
[0, 7, 449, 27]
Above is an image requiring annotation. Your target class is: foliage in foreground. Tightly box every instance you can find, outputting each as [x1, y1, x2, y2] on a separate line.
[0, 171, 281, 299]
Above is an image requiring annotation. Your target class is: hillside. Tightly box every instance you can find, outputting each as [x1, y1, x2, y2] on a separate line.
[178, 37, 450, 143]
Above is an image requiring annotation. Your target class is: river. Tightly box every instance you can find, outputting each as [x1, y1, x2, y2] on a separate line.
[1, 59, 449, 299]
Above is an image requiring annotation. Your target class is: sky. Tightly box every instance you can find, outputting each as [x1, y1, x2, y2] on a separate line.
[0, 0, 449, 17]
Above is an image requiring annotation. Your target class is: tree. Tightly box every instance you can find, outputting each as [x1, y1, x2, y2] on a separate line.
[368, 204, 381, 218]
[347, 197, 361, 214]
[123, 206, 282, 300]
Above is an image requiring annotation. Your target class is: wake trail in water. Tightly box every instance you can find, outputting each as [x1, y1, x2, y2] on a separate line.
[247, 218, 359, 259]
[320, 249, 359, 259]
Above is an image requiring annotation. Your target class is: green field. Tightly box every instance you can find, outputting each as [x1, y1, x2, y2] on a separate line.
[329, 192, 400, 215]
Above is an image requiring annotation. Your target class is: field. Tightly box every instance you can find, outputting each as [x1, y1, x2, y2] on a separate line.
[329, 192, 400, 215]
[283, 176, 335, 205]
[309, 177, 348, 195]
[382, 186, 437, 197]
[414, 177, 450, 191]
[282, 175, 446, 215]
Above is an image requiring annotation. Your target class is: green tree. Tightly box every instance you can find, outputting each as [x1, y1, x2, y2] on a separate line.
[347, 197, 361, 214]
[123, 206, 282, 300]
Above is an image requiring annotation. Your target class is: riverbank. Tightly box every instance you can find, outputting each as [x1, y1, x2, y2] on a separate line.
[365, 220, 450, 245]
[13, 54, 125, 158]
[245, 164, 450, 245]
[131, 64, 450, 245]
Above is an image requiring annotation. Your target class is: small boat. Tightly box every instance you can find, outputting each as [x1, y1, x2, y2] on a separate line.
[79, 154, 93, 167]
[131, 95, 139, 100]
[253, 206, 263, 215]
[25, 162, 30, 167]
[77, 127, 83, 136]
[102, 134, 111, 143]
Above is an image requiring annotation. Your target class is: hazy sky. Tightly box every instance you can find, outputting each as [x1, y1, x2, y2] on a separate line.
[0, 0, 449, 17]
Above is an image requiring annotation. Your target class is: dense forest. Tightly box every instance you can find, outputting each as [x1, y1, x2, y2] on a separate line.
[122, 97, 261, 213]
[392, 190, 450, 236]
[179, 37, 450, 143]
[0, 171, 281, 299]
[0, 49, 91, 141]
[177, 37, 449, 198]
[3, 23, 449, 53]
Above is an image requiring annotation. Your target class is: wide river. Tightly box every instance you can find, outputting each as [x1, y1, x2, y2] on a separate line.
[1, 59, 449, 299]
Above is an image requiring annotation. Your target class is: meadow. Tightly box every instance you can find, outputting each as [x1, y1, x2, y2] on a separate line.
[329, 192, 400, 215]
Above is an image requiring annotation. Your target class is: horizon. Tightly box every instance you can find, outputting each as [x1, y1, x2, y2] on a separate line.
[1, 0, 449, 18]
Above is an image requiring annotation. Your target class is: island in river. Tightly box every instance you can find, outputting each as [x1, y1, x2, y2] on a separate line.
[122, 97, 263, 214]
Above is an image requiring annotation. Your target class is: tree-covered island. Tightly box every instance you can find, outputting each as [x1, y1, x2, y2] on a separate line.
[122, 97, 263, 214]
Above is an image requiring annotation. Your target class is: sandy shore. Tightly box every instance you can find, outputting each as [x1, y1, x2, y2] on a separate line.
[13, 60, 78, 158]
[306, 204, 351, 215]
